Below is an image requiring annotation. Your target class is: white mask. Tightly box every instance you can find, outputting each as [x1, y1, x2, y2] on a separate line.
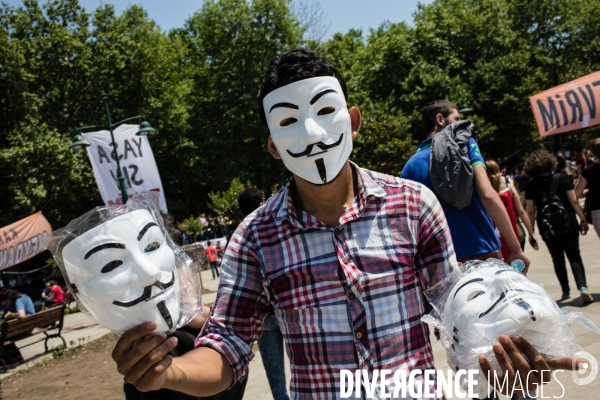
[263, 76, 352, 185]
[61, 209, 180, 333]
[444, 266, 561, 348]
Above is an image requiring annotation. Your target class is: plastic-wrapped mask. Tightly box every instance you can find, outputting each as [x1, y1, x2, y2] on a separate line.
[423, 260, 600, 398]
[61, 209, 180, 332]
[444, 266, 561, 348]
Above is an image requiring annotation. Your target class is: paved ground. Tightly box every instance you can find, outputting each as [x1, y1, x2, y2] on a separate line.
[3, 226, 599, 399]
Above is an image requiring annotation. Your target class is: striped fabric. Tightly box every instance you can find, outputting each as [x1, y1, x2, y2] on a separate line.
[196, 163, 456, 399]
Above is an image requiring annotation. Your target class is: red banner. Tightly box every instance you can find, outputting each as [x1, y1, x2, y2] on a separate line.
[0, 212, 52, 271]
[530, 70, 600, 137]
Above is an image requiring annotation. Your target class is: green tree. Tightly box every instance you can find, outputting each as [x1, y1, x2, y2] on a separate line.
[175, 0, 302, 210]
[207, 178, 248, 222]
[0, 1, 191, 227]
[177, 216, 204, 243]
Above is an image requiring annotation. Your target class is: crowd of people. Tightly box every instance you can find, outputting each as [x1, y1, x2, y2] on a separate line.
[181, 214, 229, 245]
[494, 141, 600, 305]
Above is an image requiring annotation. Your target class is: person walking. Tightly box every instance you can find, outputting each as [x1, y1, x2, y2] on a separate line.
[204, 241, 219, 279]
[486, 160, 537, 255]
[575, 138, 600, 239]
[525, 150, 593, 303]
[401, 100, 530, 268]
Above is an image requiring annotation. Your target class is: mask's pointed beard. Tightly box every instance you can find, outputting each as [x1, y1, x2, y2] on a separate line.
[315, 158, 327, 183]
[513, 298, 536, 321]
[157, 300, 174, 329]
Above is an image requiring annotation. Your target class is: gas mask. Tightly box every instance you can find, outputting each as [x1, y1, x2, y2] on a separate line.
[47, 192, 201, 336]
[263, 76, 352, 185]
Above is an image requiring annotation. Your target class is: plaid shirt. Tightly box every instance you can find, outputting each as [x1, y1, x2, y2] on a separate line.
[196, 163, 456, 399]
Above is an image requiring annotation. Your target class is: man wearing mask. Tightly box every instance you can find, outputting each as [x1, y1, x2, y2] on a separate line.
[111, 50, 574, 400]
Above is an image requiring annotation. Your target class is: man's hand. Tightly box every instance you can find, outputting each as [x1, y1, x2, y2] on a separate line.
[506, 249, 531, 275]
[479, 335, 589, 395]
[112, 322, 178, 392]
[580, 221, 589, 235]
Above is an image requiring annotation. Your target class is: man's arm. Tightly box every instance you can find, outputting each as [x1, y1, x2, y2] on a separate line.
[112, 322, 233, 396]
[509, 184, 534, 238]
[114, 221, 268, 395]
[574, 175, 587, 198]
[473, 164, 531, 268]
[526, 200, 536, 232]
[5, 297, 27, 319]
[4, 309, 25, 319]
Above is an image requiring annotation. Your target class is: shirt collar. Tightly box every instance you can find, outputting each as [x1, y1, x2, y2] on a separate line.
[417, 137, 433, 152]
[274, 161, 386, 228]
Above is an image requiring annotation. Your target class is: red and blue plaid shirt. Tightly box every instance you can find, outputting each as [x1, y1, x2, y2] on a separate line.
[196, 163, 456, 399]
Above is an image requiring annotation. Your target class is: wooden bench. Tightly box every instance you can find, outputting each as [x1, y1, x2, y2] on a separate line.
[0, 304, 67, 371]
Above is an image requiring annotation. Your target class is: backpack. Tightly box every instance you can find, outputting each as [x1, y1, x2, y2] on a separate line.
[429, 120, 478, 210]
[539, 173, 570, 239]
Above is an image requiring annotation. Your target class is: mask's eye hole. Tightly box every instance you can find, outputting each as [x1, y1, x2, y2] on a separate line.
[280, 118, 297, 127]
[144, 242, 161, 253]
[467, 290, 485, 301]
[101, 260, 123, 273]
[317, 107, 335, 116]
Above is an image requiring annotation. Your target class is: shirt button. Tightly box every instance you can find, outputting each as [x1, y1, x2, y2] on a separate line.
[356, 332, 363, 339]
[341, 257, 348, 264]
[348, 293, 356, 300]
[334, 228, 341, 234]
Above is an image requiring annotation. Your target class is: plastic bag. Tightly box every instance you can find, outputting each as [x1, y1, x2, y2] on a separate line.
[422, 259, 599, 398]
[46, 191, 202, 337]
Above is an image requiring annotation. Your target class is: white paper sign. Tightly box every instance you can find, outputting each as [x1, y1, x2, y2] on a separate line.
[83, 124, 168, 212]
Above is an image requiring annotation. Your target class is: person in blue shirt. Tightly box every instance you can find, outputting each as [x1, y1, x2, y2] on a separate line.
[0, 288, 35, 319]
[401, 100, 530, 269]
[0, 288, 36, 367]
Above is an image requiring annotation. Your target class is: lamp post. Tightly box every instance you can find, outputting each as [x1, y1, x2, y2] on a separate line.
[69, 91, 157, 204]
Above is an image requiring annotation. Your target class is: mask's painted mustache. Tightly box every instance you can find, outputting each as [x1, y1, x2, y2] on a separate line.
[286, 133, 344, 158]
[113, 272, 175, 308]
[478, 288, 542, 318]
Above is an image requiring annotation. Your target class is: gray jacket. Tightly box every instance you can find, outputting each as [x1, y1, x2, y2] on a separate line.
[429, 120, 477, 210]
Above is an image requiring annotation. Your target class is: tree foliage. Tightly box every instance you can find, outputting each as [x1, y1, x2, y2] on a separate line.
[177, 216, 204, 242]
[207, 178, 248, 221]
[2, 0, 600, 232]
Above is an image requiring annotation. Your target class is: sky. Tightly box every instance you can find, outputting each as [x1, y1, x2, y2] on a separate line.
[3, 0, 434, 40]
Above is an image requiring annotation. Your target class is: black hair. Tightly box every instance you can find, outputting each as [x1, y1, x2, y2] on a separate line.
[257, 48, 348, 126]
[0, 288, 21, 303]
[238, 188, 264, 216]
[421, 100, 458, 135]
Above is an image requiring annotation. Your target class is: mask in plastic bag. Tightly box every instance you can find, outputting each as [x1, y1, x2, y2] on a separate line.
[423, 259, 600, 398]
[444, 265, 561, 347]
[46, 192, 202, 336]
